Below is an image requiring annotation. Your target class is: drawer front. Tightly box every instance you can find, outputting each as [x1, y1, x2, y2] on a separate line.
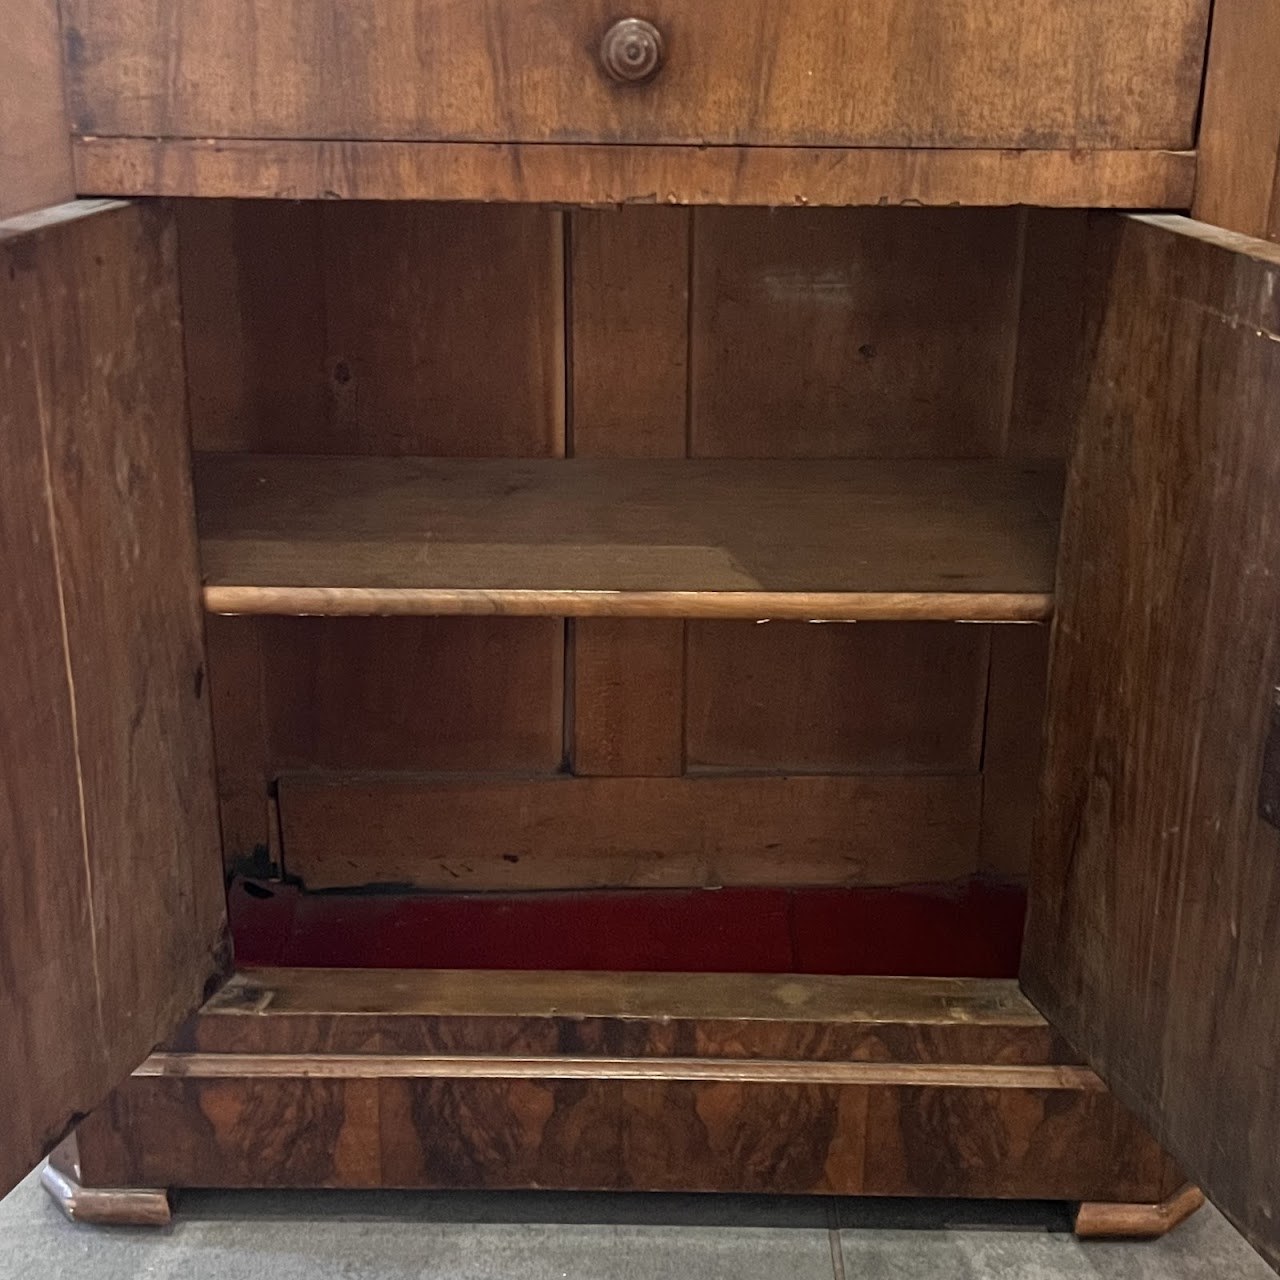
[65, 0, 1210, 150]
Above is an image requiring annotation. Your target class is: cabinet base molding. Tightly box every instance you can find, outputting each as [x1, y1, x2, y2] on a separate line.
[65, 969, 1190, 1227]
[1074, 1185, 1206, 1239]
[41, 1138, 171, 1227]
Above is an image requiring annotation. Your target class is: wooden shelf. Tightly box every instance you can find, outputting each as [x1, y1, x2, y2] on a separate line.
[195, 455, 1062, 622]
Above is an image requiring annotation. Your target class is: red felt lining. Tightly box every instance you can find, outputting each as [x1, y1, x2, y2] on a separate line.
[229, 879, 1025, 977]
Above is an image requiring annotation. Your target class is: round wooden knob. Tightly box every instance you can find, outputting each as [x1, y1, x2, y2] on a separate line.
[600, 18, 664, 84]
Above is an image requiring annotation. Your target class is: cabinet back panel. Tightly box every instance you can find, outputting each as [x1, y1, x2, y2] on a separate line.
[689, 207, 1023, 459]
[686, 622, 989, 775]
[190, 203, 1065, 891]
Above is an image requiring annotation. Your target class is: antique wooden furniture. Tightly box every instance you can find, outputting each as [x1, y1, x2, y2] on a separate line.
[5, 0, 1280, 1270]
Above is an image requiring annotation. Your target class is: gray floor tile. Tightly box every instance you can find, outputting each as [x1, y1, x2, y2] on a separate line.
[4, 1164, 1273, 1280]
[838, 1199, 1273, 1279]
[1, 1169, 836, 1280]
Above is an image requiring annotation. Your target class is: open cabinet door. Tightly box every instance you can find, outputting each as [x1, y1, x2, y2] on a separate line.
[0, 200, 227, 1197]
[1024, 214, 1280, 1269]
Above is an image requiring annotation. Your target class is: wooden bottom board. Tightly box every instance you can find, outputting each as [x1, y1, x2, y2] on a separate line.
[74, 969, 1183, 1205]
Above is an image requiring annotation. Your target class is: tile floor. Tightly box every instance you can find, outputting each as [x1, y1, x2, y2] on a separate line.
[0, 1166, 1271, 1279]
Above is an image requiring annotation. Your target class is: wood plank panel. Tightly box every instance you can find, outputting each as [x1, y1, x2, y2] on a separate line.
[569, 207, 689, 776]
[62, 0, 1208, 148]
[686, 622, 989, 775]
[319, 203, 565, 457]
[979, 625, 1050, 879]
[569, 208, 689, 461]
[690, 208, 1023, 458]
[1022, 215, 1280, 1270]
[0, 0, 72, 218]
[179, 202, 565, 457]
[76, 1070, 1176, 1201]
[75, 138, 1200, 210]
[72, 968, 1179, 1200]
[1192, 0, 1280, 240]
[260, 617, 564, 773]
[0, 202, 226, 1197]
[177, 200, 328, 454]
[196, 456, 1062, 621]
[277, 773, 981, 891]
[1006, 210, 1095, 459]
[204, 614, 271, 871]
[572, 620, 684, 776]
[177, 203, 569, 861]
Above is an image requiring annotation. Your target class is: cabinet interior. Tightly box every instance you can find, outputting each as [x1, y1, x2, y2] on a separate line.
[185, 200, 1091, 986]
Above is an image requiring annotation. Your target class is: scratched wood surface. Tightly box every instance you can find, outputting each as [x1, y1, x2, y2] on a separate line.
[0, 202, 226, 1198]
[1023, 215, 1280, 1270]
[63, 0, 1208, 149]
[73, 138, 1199, 209]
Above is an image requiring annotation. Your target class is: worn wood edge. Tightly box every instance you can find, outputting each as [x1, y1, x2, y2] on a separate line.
[1129, 213, 1280, 268]
[1074, 1184, 1206, 1239]
[74, 138, 1197, 208]
[135, 1052, 1104, 1090]
[0, 198, 130, 243]
[40, 1163, 171, 1227]
[204, 586, 1053, 622]
[209, 969, 1047, 1026]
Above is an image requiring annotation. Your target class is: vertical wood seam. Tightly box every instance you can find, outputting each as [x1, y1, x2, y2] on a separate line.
[998, 207, 1031, 458]
[50, 1, 77, 196]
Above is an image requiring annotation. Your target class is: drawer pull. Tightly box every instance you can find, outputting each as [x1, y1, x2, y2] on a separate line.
[600, 18, 664, 84]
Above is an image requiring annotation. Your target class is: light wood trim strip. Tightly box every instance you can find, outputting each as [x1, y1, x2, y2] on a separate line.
[135, 1052, 1105, 1090]
[74, 138, 1197, 209]
[204, 586, 1053, 622]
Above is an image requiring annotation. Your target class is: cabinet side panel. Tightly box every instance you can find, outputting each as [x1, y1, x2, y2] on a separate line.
[1024, 215, 1280, 1270]
[0, 0, 72, 218]
[1192, 0, 1280, 242]
[0, 201, 226, 1196]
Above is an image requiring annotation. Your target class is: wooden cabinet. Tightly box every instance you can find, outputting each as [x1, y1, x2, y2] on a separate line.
[5, 2, 1280, 1274]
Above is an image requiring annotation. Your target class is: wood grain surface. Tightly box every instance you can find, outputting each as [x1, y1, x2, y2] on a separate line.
[195, 455, 1062, 621]
[277, 773, 981, 891]
[73, 970, 1180, 1202]
[689, 208, 1023, 459]
[1192, 0, 1280, 240]
[176, 202, 569, 869]
[74, 138, 1199, 209]
[72, 1072, 1179, 1199]
[1023, 214, 1280, 1271]
[62, 0, 1208, 148]
[188, 971, 1071, 1065]
[0, 202, 226, 1197]
[685, 622, 989, 775]
[568, 208, 688, 776]
[0, 0, 72, 218]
